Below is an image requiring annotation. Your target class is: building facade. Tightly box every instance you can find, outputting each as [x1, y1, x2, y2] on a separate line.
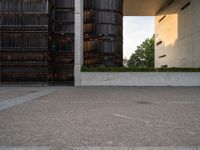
[1, 0, 199, 86]
[49, 0, 75, 85]
[0, 0, 123, 85]
[84, 0, 123, 66]
[155, 0, 200, 68]
[0, 0, 49, 84]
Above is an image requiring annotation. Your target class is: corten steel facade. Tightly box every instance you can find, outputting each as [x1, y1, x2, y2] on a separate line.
[0, 0, 123, 85]
[49, 0, 75, 85]
[84, 0, 123, 66]
[0, 0, 49, 84]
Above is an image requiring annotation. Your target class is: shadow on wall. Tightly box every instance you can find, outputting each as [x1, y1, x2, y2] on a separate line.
[155, 0, 200, 68]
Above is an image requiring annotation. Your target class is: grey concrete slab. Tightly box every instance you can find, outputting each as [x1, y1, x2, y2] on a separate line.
[0, 90, 35, 102]
[0, 87, 200, 148]
[74, 0, 83, 86]
[0, 89, 56, 111]
[0, 146, 200, 150]
[80, 72, 200, 86]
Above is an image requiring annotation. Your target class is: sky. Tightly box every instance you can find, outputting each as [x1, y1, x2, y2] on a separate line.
[123, 17, 155, 59]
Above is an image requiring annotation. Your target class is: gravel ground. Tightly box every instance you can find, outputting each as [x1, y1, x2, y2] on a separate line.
[0, 87, 200, 149]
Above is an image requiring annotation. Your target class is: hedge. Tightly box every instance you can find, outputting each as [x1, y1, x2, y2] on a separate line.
[81, 66, 200, 72]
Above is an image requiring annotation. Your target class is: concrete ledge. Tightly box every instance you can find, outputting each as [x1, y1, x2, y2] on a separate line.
[80, 72, 200, 86]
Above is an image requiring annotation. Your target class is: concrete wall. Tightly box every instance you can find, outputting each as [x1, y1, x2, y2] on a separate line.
[80, 72, 200, 86]
[124, 0, 167, 16]
[155, 0, 200, 68]
[75, 0, 200, 87]
[74, 0, 83, 86]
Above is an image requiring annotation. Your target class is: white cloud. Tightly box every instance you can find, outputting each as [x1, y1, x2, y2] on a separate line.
[123, 17, 154, 59]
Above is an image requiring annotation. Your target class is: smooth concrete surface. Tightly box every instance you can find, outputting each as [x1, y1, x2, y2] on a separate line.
[80, 72, 200, 86]
[0, 90, 34, 102]
[0, 89, 55, 111]
[0, 147, 200, 150]
[0, 86, 200, 148]
[74, 0, 84, 86]
[155, 0, 200, 68]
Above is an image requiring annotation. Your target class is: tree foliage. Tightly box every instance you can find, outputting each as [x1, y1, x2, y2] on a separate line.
[127, 36, 155, 68]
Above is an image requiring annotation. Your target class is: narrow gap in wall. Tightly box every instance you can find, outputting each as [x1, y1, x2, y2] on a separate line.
[159, 55, 166, 59]
[159, 15, 166, 23]
[181, 2, 191, 11]
[161, 65, 168, 68]
[156, 40, 163, 46]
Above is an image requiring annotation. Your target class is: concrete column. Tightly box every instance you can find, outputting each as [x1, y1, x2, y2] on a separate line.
[74, 0, 83, 86]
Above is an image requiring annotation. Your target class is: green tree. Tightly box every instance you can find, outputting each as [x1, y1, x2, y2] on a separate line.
[128, 36, 155, 68]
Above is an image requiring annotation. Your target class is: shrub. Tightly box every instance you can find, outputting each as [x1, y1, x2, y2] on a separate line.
[81, 66, 200, 72]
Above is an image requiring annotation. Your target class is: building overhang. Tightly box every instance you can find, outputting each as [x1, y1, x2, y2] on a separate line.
[124, 0, 168, 16]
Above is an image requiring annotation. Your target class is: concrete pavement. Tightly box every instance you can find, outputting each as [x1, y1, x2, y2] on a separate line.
[0, 87, 200, 149]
